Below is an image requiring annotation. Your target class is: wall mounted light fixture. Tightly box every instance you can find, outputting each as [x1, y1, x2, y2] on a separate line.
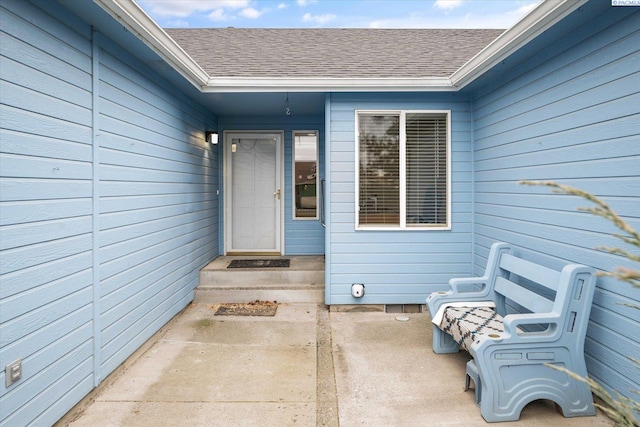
[206, 131, 218, 145]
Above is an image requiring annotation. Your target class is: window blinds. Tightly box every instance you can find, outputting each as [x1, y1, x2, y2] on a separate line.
[406, 113, 448, 226]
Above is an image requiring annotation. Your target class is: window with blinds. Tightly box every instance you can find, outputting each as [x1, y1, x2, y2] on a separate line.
[357, 111, 450, 230]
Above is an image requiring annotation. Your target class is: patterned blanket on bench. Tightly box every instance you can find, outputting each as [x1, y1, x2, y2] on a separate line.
[440, 306, 505, 352]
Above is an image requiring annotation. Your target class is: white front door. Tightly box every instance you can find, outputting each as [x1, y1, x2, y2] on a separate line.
[225, 132, 283, 254]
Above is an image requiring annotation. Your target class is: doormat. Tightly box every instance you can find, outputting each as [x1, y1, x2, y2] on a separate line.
[214, 301, 278, 316]
[227, 259, 290, 268]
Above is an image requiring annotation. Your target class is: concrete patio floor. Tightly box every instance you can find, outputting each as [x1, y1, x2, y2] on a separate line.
[58, 302, 614, 427]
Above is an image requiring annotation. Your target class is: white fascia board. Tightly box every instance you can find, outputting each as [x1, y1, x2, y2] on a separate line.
[203, 77, 454, 93]
[93, 0, 208, 89]
[450, 0, 589, 89]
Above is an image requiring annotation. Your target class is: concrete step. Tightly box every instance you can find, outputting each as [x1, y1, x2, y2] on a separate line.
[195, 255, 325, 304]
[195, 284, 324, 304]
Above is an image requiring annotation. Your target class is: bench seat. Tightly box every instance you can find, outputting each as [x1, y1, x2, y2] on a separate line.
[440, 306, 505, 352]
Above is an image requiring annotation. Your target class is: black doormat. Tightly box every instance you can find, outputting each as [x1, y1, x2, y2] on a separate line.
[227, 259, 290, 268]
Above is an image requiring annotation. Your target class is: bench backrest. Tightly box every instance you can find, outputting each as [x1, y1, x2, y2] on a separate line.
[485, 243, 596, 339]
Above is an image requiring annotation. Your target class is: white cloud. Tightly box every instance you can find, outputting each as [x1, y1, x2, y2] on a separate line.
[302, 12, 336, 25]
[240, 7, 262, 18]
[434, 0, 463, 10]
[277, 3, 287, 9]
[208, 8, 232, 21]
[511, 2, 539, 18]
[139, 0, 248, 17]
[369, 1, 540, 29]
[166, 19, 191, 27]
[297, 0, 317, 6]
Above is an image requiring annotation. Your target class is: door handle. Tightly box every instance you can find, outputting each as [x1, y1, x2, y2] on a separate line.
[273, 189, 281, 199]
[321, 179, 326, 228]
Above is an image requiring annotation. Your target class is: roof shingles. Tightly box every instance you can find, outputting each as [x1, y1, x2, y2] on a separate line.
[165, 28, 504, 79]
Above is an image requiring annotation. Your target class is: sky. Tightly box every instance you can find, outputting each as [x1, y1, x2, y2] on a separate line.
[136, 0, 542, 29]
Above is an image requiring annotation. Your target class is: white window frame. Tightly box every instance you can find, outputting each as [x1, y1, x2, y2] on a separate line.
[355, 110, 451, 231]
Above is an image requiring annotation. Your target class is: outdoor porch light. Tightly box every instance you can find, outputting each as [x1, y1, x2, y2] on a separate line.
[206, 131, 218, 145]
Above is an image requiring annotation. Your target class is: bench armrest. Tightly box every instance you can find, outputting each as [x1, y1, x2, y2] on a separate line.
[448, 276, 490, 294]
[426, 276, 491, 310]
[426, 276, 495, 319]
[470, 313, 562, 353]
[503, 313, 563, 340]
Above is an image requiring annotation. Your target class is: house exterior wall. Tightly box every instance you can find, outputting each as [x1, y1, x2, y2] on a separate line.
[0, 1, 218, 425]
[471, 4, 639, 405]
[218, 115, 325, 255]
[326, 93, 473, 304]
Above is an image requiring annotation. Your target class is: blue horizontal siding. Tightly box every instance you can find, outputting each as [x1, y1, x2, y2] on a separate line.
[471, 3, 639, 406]
[0, 0, 92, 72]
[0, 269, 93, 324]
[0, 0, 219, 425]
[327, 93, 473, 304]
[95, 25, 218, 378]
[0, 252, 93, 301]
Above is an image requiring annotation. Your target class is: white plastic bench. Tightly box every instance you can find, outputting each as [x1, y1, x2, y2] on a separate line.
[426, 242, 597, 422]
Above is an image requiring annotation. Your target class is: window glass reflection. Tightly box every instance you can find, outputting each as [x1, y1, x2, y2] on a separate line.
[294, 132, 318, 219]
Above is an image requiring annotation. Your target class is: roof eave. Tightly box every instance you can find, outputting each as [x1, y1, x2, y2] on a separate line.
[94, 0, 587, 93]
[93, 0, 209, 89]
[203, 77, 454, 93]
[450, 0, 589, 89]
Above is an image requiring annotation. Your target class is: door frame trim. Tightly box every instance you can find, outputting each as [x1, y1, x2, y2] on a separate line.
[223, 130, 285, 255]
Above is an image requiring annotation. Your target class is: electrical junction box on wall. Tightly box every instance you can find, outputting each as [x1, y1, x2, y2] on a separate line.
[5, 358, 22, 387]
